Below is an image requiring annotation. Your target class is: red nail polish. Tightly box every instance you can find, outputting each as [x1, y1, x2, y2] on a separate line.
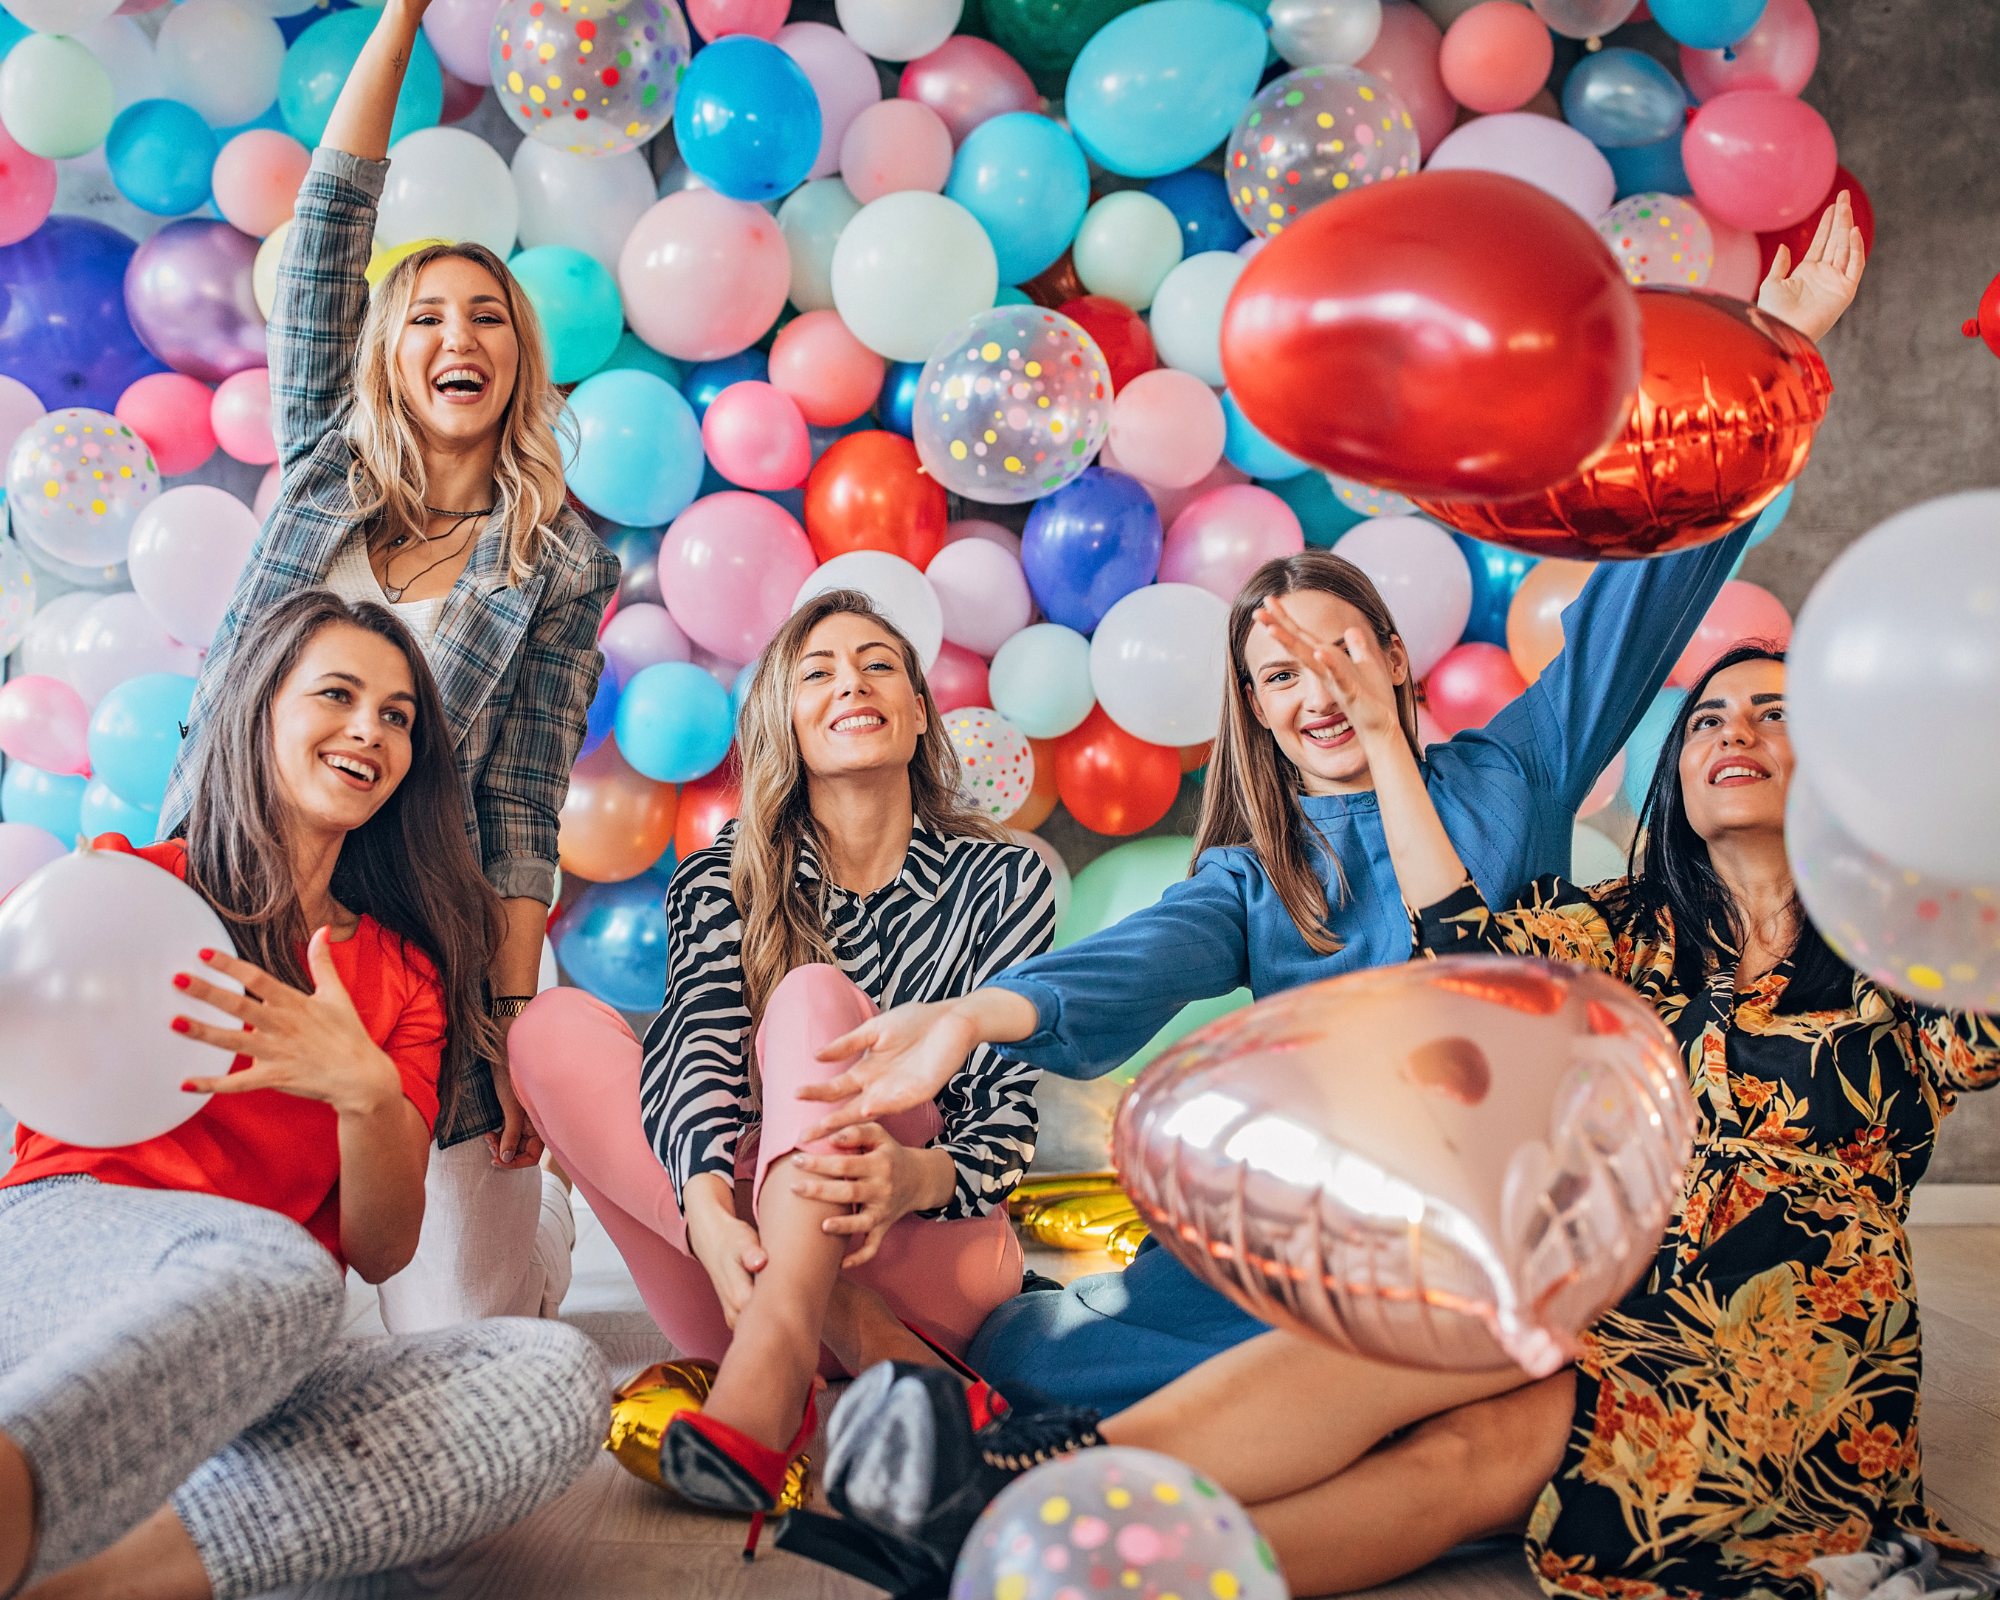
[197, 949, 215, 961]
[172, 973, 191, 990]
[170, 1017, 191, 1034]
[180, 1081, 198, 1093]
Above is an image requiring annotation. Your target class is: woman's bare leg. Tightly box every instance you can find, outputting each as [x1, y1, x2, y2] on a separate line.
[19, 1506, 211, 1600]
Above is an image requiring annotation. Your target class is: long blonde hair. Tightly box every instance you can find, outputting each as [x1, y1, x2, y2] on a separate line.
[1194, 552, 1422, 955]
[731, 591, 1006, 1082]
[348, 242, 574, 587]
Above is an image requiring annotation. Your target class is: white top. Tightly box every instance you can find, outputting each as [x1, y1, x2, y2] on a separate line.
[321, 530, 447, 656]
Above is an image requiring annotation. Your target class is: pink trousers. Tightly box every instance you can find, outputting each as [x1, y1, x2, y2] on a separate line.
[509, 964, 1022, 1365]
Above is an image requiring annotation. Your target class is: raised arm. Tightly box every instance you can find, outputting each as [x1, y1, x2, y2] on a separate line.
[322, 0, 434, 161]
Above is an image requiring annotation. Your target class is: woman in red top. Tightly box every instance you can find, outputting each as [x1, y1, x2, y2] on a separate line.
[0, 591, 606, 1600]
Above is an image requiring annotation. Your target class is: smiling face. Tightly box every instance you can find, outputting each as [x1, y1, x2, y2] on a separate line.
[393, 254, 520, 450]
[790, 611, 927, 783]
[1242, 588, 1410, 793]
[269, 622, 418, 840]
[1677, 657, 1791, 846]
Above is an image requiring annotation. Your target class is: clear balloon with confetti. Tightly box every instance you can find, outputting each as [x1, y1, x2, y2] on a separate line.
[491, 0, 691, 156]
[942, 706, 1035, 821]
[914, 308, 1114, 505]
[0, 535, 33, 658]
[1226, 65, 1419, 240]
[5, 409, 161, 571]
[951, 1447, 1284, 1600]
[1596, 192, 1715, 289]
[1325, 471, 1415, 519]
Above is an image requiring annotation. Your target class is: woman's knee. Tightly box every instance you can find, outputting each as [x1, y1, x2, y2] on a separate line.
[758, 964, 873, 1093]
[508, 987, 634, 1101]
[473, 1321, 611, 1481]
[168, 1196, 346, 1351]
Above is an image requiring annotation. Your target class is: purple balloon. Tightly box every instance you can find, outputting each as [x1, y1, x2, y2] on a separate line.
[1021, 466, 1163, 634]
[123, 220, 267, 384]
[0, 217, 168, 412]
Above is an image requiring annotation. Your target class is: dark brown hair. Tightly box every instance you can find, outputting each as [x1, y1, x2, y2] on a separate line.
[178, 589, 504, 1116]
[1193, 552, 1423, 954]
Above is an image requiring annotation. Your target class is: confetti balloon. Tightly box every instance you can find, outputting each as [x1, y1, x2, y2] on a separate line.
[491, 0, 691, 156]
[6, 408, 160, 570]
[1225, 66, 1419, 240]
[0, 534, 33, 657]
[912, 306, 1113, 504]
[1326, 471, 1414, 518]
[1596, 192, 1714, 289]
[942, 706, 1034, 820]
[951, 1448, 1283, 1600]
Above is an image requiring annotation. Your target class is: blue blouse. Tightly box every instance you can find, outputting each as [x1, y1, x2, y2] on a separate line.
[989, 531, 1749, 1079]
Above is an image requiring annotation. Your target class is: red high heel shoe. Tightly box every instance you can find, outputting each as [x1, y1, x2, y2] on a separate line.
[661, 1388, 819, 1560]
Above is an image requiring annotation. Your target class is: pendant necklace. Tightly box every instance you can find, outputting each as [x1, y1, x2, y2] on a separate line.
[381, 504, 493, 603]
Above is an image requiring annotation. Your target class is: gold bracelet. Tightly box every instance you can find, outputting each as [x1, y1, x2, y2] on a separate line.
[490, 995, 535, 1019]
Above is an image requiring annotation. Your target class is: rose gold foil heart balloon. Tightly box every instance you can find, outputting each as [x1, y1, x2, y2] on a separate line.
[1111, 954, 1695, 1375]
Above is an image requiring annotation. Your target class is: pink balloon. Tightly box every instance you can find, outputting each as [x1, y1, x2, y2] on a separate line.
[599, 601, 693, 687]
[0, 675, 92, 777]
[1681, 0, 1818, 100]
[1703, 209, 1763, 298]
[1332, 517, 1471, 680]
[768, 309, 886, 427]
[1423, 641, 1526, 735]
[211, 130, 311, 239]
[1097, 437, 1252, 531]
[926, 534, 1033, 656]
[776, 21, 882, 181]
[67, 594, 202, 708]
[660, 492, 819, 662]
[619, 190, 792, 363]
[942, 517, 1023, 559]
[1415, 705, 1448, 750]
[1356, 0, 1459, 158]
[211, 368, 276, 465]
[839, 98, 955, 204]
[899, 36, 1040, 148]
[1579, 749, 1626, 817]
[1439, 2, 1554, 115]
[1426, 112, 1616, 221]
[1669, 579, 1792, 687]
[927, 640, 991, 713]
[0, 821, 66, 902]
[687, 0, 789, 39]
[1683, 90, 1837, 233]
[1159, 485, 1305, 601]
[439, 65, 486, 124]
[0, 113, 57, 249]
[127, 485, 260, 651]
[702, 381, 811, 491]
[423, 0, 504, 83]
[1106, 370, 1226, 490]
[116, 373, 217, 477]
[253, 463, 281, 523]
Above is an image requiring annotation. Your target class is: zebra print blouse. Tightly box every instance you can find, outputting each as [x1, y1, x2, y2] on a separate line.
[637, 820, 1058, 1221]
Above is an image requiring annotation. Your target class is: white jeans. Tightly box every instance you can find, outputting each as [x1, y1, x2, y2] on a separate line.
[374, 1139, 576, 1332]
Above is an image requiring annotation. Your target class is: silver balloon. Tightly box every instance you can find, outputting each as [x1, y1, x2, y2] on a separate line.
[1529, 0, 1640, 39]
[1113, 954, 1694, 1375]
[1267, 0, 1383, 67]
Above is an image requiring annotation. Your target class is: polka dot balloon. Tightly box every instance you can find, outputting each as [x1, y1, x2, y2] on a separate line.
[491, 0, 691, 157]
[914, 307, 1114, 506]
[1226, 66, 1419, 240]
[0, 535, 33, 658]
[1326, 471, 1416, 518]
[943, 707, 1035, 821]
[951, 1447, 1283, 1600]
[5, 409, 160, 570]
[1596, 192, 1714, 289]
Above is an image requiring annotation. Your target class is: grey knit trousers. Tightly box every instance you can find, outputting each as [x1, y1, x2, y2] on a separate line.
[0, 1177, 610, 1597]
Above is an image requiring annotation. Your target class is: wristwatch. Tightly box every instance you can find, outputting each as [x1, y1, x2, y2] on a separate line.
[490, 995, 536, 1019]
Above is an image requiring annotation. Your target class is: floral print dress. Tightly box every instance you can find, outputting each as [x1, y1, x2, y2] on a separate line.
[1410, 875, 2000, 1600]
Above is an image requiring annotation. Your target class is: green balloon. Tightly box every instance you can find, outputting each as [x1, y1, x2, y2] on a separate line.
[984, 0, 1149, 96]
[510, 246, 624, 386]
[1055, 835, 1194, 948]
[0, 34, 114, 161]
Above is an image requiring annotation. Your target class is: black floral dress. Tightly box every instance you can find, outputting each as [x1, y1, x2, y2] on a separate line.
[1411, 875, 2000, 1600]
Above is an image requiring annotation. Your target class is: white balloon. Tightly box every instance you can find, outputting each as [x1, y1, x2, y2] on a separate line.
[989, 622, 1095, 738]
[379, 127, 519, 256]
[1007, 827, 1072, 926]
[1149, 251, 1244, 389]
[831, 191, 998, 362]
[253, 222, 286, 321]
[67, 593, 203, 708]
[1425, 113, 1616, 223]
[512, 141, 655, 275]
[1267, 0, 1382, 65]
[127, 486, 260, 652]
[777, 177, 863, 314]
[0, 533, 31, 658]
[0, 375, 45, 467]
[794, 551, 944, 669]
[942, 517, 1022, 560]
[155, 0, 286, 131]
[925, 536, 1033, 659]
[60, 16, 160, 173]
[13, 590, 97, 688]
[253, 464, 282, 524]
[834, 0, 963, 61]
[0, 847, 240, 1148]
[1088, 583, 1228, 748]
[1331, 516, 1472, 679]
[1789, 490, 2000, 883]
[4, 0, 121, 30]
[1571, 821, 1627, 887]
[236, 0, 323, 15]
[689, 640, 746, 690]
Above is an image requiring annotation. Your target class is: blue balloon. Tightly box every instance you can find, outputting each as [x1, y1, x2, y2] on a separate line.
[1561, 48, 1687, 148]
[1065, 0, 1267, 178]
[509, 246, 624, 385]
[581, 668, 619, 759]
[878, 360, 923, 438]
[1747, 483, 1793, 549]
[0, 11, 28, 62]
[995, 285, 1035, 307]
[1649, 0, 1767, 49]
[615, 661, 734, 783]
[281, 10, 441, 148]
[945, 112, 1090, 285]
[730, 662, 757, 731]
[1021, 467, 1162, 633]
[1, 763, 84, 842]
[80, 778, 160, 843]
[555, 871, 673, 1012]
[672, 36, 820, 204]
[1450, 534, 1540, 649]
[566, 369, 704, 527]
[1604, 130, 1691, 199]
[1260, 471, 1365, 549]
[1221, 391, 1309, 480]
[1621, 688, 1685, 812]
[106, 100, 219, 217]
[596, 328, 686, 389]
[682, 350, 768, 422]
[0, 217, 166, 411]
[1146, 168, 1251, 256]
[87, 673, 196, 814]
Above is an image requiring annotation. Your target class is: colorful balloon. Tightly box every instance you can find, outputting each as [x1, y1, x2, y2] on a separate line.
[210, 127, 310, 238]
[0, 34, 115, 161]
[491, 0, 688, 156]
[0, 534, 32, 658]
[898, 36, 1039, 148]
[1756, 166, 1874, 282]
[566, 369, 704, 527]
[86, 671, 194, 812]
[673, 35, 820, 203]
[774, 20, 880, 181]
[283, 9, 441, 149]
[793, 549, 944, 669]
[1226, 66, 1419, 240]
[1052, 295, 1155, 395]
[1145, 167, 1252, 257]
[67, 593, 201, 707]
[927, 640, 990, 714]
[702, 381, 810, 492]
[0, 112, 56, 249]
[674, 761, 742, 858]
[767, 309, 885, 428]
[1597, 192, 1714, 289]
[1439, 0, 1553, 114]
[1682, 0, 1816, 98]
[943, 111, 1090, 287]
[1529, 0, 1639, 38]
[154, 0, 284, 130]
[1505, 556, 1594, 685]
[1158, 484, 1304, 601]
[115, 373, 217, 477]
[660, 491, 818, 663]
[1651, 0, 1767, 49]
[0, 823, 65, 904]
[0, 675, 91, 778]
[942, 706, 1034, 819]
[1330, 516, 1470, 679]
[839, 98, 953, 205]
[687, 0, 788, 40]
[1352, 0, 1455, 155]
[1562, 47, 1684, 148]
[1107, 370, 1225, 491]
[6, 408, 160, 571]
[620, 189, 790, 363]
[1070, 191, 1183, 311]
[0, 218, 164, 413]
[127, 484, 258, 650]
[1089, 582, 1229, 748]
[377, 125, 517, 254]
[209, 367, 275, 465]
[0, 762, 85, 842]
[511, 142, 655, 275]
[1054, 703, 1181, 836]
[554, 869, 672, 1011]
[617, 660, 734, 784]
[1451, 531, 1537, 647]
[558, 735, 679, 882]
[1668, 579, 1791, 687]
[423, 0, 506, 84]
[1144, 253, 1242, 389]
[123, 220, 266, 385]
[1426, 112, 1615, 222]
[926, 536, 1034, 659]
[1021, 467, 1162, 633]
[831, 191, 999, 362]
[1683, 89, 1837, 234]
[988, 622, 1096, 738]
[1423, 641, 1526, 736]
[106, 99, 218, 217]
[802, 430, 946, 565]
[599, 600, 693, 689]
[1267, 0, 1383, 66]
[775, 176, 862, 313]
[835, 0, 961, 61]
[1063, 0, 1267, 177]
[1219, 390, 1309, 481]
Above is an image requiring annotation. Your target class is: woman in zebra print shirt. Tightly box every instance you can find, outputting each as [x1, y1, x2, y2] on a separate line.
[508, 590, 1056, 1534]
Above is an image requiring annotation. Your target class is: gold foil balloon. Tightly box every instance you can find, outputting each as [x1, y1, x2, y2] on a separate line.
[607, 1359, 811, 1508]
[1111, 955, 1695, 1375]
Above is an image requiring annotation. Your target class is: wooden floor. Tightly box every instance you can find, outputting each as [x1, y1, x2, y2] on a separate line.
[265, 1207, 2000, 1600]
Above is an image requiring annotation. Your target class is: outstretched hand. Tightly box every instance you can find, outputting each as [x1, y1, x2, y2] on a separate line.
[796, 1000, 977, 1144]
[1256, 595, 1408, 751]
[1757, 190, 1867, 344]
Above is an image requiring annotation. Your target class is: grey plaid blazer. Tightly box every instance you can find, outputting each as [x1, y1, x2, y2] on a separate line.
[159, 149, 617, 1142]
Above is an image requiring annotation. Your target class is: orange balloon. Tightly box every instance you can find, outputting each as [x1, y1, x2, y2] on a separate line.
[1004, 736, 1061, 829]
[559, 738, 678, 883]
[768, 309, 885, 428]
[673, 759, 742, 860]
[1054, 706, 1181, 836]
[1417, 292, 1831, 560]
[1179, 740, 1214, 773]
[1505, 558, 1595, 686]
[802, 430, 948, 567]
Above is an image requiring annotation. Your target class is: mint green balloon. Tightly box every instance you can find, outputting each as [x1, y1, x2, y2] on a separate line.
[1071, 191, 1184, 311]
[510, 246, 624, 386]
[1055, 835, 1195, 948]
[0, 34, 114, 160]
[593, 329, 686, 389]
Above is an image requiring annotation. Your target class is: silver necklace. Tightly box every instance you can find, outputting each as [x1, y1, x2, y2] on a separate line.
[381, 505, 492, 602]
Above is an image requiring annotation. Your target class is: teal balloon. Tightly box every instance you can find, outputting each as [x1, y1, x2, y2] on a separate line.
[87, 672, 196, 813]
[1621, 688, 1683, 812]
[615, 661, 734, 784]
[1064, 0, 1267, 178]
[0, 762, 84, 841]
[1451, 533, 1538, 648]
[1561, 48, 1685, 149]
[1260, 471, 1365, 549]
[565, 369, 704, 527]
[1604, 128, 1691, 200]
[1649, 0, 1767, 49]
[995, 285, 1034, 307]
[730, 662, 757, 732]
[945, 112, 1090, 286]
[1747, 483, 1793, 549]
[1056, 835, 1194, 947]
[1222, 391, 1308, 480]
[79, 777, 159, 843]
[0, 11, 26, 63]
[594, 328, 685, 389]
[672, 35, 820, 204]
[510, 246, 623, 385]
[281, 11, 442, 149]
[107, 101, 219, 218]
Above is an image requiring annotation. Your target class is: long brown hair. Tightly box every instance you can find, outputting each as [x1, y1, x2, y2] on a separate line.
[730, 591, 1006, 1086]
[177, 589, 504, 1118]
[1194, 552, 1423, 954]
